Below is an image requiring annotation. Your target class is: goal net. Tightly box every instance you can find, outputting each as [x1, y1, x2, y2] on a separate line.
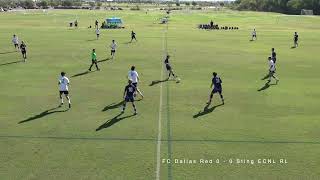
[301, 9, 314, 15]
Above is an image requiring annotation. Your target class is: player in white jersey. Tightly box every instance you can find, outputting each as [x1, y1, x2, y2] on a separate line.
[95, 28, 100, 40]
[251, 29, 257, 41]
[267, 57, 279, 84]
[128, 66, 144, 99]
[110, 40, 117, 59]
[12, 34, 19, 50]
[58, 72, 71, 108]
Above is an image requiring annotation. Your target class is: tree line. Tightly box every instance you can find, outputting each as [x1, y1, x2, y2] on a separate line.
[0, 0, 87, 9]
[232, 0, 320, 15]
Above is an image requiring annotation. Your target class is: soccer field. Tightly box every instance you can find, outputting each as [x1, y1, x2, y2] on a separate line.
[0, 9, 320, 180]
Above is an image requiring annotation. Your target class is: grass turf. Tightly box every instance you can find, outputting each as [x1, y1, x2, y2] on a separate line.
[0, 9, 320, 180]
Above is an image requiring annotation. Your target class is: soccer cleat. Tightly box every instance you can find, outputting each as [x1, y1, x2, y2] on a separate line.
[88, 69, 91, 72]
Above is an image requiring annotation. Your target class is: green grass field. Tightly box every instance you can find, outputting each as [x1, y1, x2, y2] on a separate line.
[1, 9, 320, 180]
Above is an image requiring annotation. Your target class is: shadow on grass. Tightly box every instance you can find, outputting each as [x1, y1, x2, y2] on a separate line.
[96, 113, 136, 131]
[257, 82, 277, 91]
[71, 71, 92, 78]
[97, 58, 110, 63]
[123, 41, 132, 44]
[0, 51, 16, 55]
[149, 79, 168, 86]
[19, 106, 69, 124]
[193, 103, 224, 118]
[87, 39, 97, 41]
[261, 73, 271, 80]
[0, 60, 22, 67]
[102, 101, 124, 112]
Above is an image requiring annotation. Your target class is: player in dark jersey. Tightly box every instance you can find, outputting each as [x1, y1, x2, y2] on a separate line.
[130, 31, 137, 42]
[121, 80, 137, 115]
[207, 72, 224, 105]
[20, 41, 27, 62]
[294, 32, 299, 48]
[164, 55, 178, 81]
[95, 20, 99, 29]
[271, 48, 277, 63]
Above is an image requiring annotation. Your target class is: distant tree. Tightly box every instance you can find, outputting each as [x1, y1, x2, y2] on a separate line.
[62, 0, 72, 7]
[89, 1, 95, 8]
[232, 0, 319, 14]
[191, 1, 197, 6]
[22, 0, 35, 9]
[176, 2, 180, 6]
[185, 2, 190, 6]
[287, 0, 303, 13]
[48, 0, 60, 7]
[97, 2, 102, 7]
[37, 0, 48, 8]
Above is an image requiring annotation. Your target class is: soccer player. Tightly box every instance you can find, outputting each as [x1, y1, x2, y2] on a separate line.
[271, 48, 277, 63]
[207, 72, 224, 105]
[110, 40, 117, 59]
[293, 32, 299, 48]
[88, 49, 100, 71]
[130, 31, 137, 42]
[267, 57, 279, 84]
[12, 34, 19, 50]
[121, 80, 137, 115]
[95, 20, 99, 29]
[58, 72, 71, 108]
[252, 29, 257, 41]
[20, 41, 27, 62]
[95, 28, 100, 40]
[164, 55, 178, 80]
[128, 66, 144, 99]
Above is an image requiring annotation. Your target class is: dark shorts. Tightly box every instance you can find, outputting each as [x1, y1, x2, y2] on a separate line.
[125, 96, 134, 102]
[253, 35, 256, 37]
[212, 88, 222, 94]
[132, 82, 138, 87]
[59, 91, 69, 95]
[21, 50, 26, 54]
[132, 36, 136, 39]
[111, 50, 116, 53]
[269, 70, 276, 75]
[14, 44, 18, 47]
[97, 34, 100, 36]
[92, 59, 97, 63]
[166, 64, 172, 71]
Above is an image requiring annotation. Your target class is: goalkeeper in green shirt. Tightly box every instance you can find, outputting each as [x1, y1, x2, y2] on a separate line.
[88, 49, 100, 71]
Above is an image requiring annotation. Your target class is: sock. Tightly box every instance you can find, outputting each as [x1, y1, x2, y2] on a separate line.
[61, 98, 64, 104]
[122, 103, 126, 111]
[133, 104, 137, 112]
[220, 94, 224, 101]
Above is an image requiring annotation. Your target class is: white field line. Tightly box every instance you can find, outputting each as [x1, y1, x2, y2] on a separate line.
[156, 23, 167, 180]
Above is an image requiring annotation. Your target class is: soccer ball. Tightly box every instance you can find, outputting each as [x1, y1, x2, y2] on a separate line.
[176, 78, 181, 83]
